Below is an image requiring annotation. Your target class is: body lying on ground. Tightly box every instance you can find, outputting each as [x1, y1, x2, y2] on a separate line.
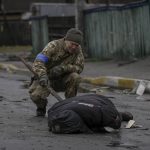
[48, 94, 133, 134]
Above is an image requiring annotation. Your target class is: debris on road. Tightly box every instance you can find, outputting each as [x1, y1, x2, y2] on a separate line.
[125, 120, 144, 129]
[125, 120, 135, 128]
[136, 81, 146, 96]
[81, 76, 150, 95]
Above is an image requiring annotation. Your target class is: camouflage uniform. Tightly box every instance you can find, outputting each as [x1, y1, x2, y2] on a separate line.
[29, 38, 84, 110]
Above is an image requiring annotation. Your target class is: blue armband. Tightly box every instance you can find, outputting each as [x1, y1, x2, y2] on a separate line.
[35, 53, 49, 63]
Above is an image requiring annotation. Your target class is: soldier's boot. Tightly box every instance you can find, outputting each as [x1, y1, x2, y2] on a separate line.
[36, 98, 48, 117]
[65, 73, 81, 98]
[120, 111, 133, 121]
[36, 107, 46, 117]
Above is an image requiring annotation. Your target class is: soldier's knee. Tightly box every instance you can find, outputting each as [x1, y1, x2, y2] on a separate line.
[30, 92, 40, 103]
[69, 73, 80, 81]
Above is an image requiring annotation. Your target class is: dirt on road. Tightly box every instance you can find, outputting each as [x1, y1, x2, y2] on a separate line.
[0, 55, 150, 150]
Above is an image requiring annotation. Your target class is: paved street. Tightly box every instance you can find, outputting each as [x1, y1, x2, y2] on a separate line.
[0, 58, 150, 150]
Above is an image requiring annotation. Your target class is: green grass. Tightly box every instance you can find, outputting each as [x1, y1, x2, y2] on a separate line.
[0, 45, 32, 53]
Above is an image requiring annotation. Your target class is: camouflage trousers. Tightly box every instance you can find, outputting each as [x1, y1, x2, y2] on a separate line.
[29, 72, 81, 109]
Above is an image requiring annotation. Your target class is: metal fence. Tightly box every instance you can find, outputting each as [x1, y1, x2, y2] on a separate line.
[0, 20, 31, 46]
[30, 16, 74, 55]
[84, 1, 150, 60]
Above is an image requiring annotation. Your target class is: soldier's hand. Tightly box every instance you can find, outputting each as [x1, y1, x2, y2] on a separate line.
[51, 66, 65, 77]
[39, 75, 48, 87]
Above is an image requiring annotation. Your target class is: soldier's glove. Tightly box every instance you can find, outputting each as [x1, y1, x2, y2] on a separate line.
[50, 66, 66, 77]
[39, 75, 48, 87]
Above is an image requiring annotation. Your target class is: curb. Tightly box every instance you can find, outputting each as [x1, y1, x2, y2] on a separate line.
[1, 63, 150, 94]
[0, 63, 29, 74]
[81, 76, 150, 92]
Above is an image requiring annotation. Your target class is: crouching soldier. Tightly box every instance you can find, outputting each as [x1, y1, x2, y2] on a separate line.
[29, 28, 84, 117]
[48, 94, 133, 134]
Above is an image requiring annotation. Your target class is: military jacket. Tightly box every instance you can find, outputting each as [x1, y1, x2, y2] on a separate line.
[33, 38, 84, 77]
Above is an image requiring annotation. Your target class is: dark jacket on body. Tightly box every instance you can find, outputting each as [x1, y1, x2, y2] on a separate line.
[48, 94, 122, 134]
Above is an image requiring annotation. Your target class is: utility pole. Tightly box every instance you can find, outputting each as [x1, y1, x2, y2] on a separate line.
[75, 0, 85, 32]
[0, 0, 17, 45]
[149, 0, 150, 16]
[0, 0, 1, 11]
[0, 0, 4, 12]
[106, 0, 110, 7]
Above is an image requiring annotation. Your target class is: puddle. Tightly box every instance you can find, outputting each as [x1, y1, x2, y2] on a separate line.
[0, 96, 6, 101]
[107, 141, 138, 149]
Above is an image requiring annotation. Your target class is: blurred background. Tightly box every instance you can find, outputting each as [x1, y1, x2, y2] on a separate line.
[0, 0, 149, 60]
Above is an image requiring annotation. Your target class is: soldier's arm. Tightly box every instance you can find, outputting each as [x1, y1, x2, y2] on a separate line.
[63, 51, 84, 74]
[32, 42, 56, 77]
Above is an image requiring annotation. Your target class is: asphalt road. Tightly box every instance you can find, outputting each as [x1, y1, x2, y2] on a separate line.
[0, 68, 150, 150]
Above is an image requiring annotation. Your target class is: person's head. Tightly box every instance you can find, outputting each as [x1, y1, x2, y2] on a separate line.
[64, 28, 83, 54]
[119, 111, 133, 121]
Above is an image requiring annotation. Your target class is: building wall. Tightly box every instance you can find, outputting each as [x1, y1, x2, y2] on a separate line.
[87, 0, 144, 4]
[2, 0, 143, 13]
[3, 0, 74, 13]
